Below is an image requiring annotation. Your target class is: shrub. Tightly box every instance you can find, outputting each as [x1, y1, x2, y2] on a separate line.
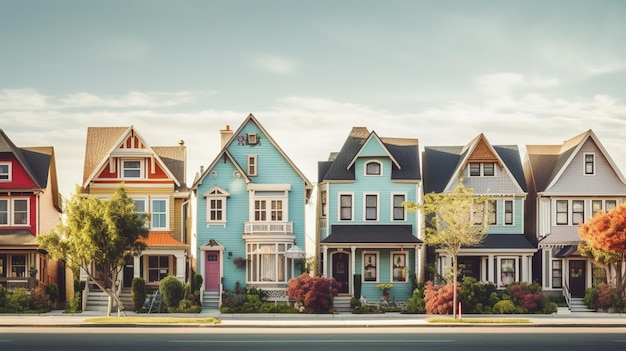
[353, 274, 362, 299]
[590, 283, 624, 312]
[404, 287, 426, 314]
[167, 299, 202, 313]
[30, 287, 50, 311]
[8, 288, 31, 312]
[0, 284, 7, 306]
[424, 281, 456, 315]
[459, 277, 497, 313]
[159, 275, 184, 308]
[287, 273, 341, 313]
[68, 293, 82, 313]
[132, 277, 147, 311]
[493, 299, 519, 314]
[45, 283, 59, 309]
[504, 282, 553, 314]
[193, 274, 203, 292]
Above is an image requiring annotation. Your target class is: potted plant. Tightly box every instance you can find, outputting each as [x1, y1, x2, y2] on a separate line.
[29, 264, 38, 278]
[233, 257, 246, 268]
[376, 283, 393, 300]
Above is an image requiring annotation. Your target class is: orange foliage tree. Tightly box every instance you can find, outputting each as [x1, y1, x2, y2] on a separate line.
[578, 205, 626, 296]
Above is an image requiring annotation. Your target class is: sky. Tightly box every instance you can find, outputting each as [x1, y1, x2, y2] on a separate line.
[2, 0, 626, 207]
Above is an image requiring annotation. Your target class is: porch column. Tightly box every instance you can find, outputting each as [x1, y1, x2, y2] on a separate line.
[322, 245, 328, 277]
[523, 255, 532, 283]
[133, 256, 141, 279]
[415, 245, 421, 281]
[175, 253, 185, 281]
[351, 246, 357, 294]
[488, 254, 495, 283]
[481, 257, 488, 283]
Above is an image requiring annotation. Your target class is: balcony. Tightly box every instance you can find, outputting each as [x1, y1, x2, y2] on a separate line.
[244, 222, 293, 235]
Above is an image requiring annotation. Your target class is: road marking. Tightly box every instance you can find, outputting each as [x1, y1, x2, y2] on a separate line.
[170, 340, 454, 343]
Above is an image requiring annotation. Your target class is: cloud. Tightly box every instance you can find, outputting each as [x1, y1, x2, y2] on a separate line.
[0, 88, 49, 110]
[476, 73, 560, 97]
[249, 54, 297, 74]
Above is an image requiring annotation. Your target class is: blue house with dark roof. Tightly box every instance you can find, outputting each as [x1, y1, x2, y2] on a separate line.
[422, 133, 536, 288]
[316, 127, 423, 305]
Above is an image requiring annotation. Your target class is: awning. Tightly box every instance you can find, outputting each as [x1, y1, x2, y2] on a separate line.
[138, 232, 189, 249]
[538, 231, 582, 248]
[321, 225, 422, 244]
[554, 245, 582, 258]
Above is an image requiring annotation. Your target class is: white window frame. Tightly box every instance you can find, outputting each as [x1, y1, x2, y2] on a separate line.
[391, 251, 408, 283]
[338, 193, 354, 222]
[250, 191, 288, 222]
[0, 198, 8, 226]
[146, 255, 171, 283]
[364, 161, 382, 176]
[498, 256, 518, 287]
[391, 193, 406, 221]
[0, 162, 11, 181]
[247, 133, 259, 145]
[468, 162, 496, 177]
[150, 198, 169, 230]
[572, 200, 585, 225]
[320, 190, 327, 217]
[487, 199, 497, 225]
[11, 198, 29, 226]
[247, 155, 258, 176]
[132, 197, 148, 227]
[504, 199, 514, 226]
[364, 193, 379, 221]
[584, 153, 595, 176]
[247, 242, 288, 284]
[555, 200, 568, 225]
[121, 159, 143, 179]
[204, 187, 229, 226]
[362, 252, 379, 283]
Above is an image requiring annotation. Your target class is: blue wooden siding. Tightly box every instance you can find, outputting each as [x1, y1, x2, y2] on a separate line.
[485, 197, 525, 234]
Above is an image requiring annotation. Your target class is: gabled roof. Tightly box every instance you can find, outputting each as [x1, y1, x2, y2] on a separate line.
[138, 232, 188, 248]
[193, 149, 250, 188]
[82, 126, 185, 190]
[0, 130, 61, 211]
[193, 114, 313, 197]
[526, 129, 626, 192]
[423, 133, 526, 194]
[319, 127, 420, 182]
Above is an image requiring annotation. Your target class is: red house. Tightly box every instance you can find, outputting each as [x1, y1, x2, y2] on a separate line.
[0, 130, 63, 297]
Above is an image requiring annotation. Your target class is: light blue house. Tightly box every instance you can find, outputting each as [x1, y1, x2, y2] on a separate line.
[192, 114, 312, 308]
[422, 133, 536, 288]
[316, 127, 423, 304]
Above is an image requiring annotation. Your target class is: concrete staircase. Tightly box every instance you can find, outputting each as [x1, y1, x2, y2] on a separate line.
[333, 296, 352, 312]
[202, 290, 220, 309]
[85, 289, 109, 312]
[119, 288, 134, 311]
[570, 297, 595, 312]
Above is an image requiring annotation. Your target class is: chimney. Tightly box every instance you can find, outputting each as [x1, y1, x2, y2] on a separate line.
[220, 125, 234, 148]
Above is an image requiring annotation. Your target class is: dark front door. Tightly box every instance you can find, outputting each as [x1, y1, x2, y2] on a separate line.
[457, 256, 480, 281]
[123, 256, 134, 288]
[569, 260, 586, 298]
[332, 252, 349, 294]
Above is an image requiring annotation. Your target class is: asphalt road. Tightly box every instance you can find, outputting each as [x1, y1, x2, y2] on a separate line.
[2, 327, 626, 351]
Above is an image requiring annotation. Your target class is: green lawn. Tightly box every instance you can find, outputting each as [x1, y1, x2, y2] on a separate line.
[85, 316, 221, 324]
[427, 317, 531, 324]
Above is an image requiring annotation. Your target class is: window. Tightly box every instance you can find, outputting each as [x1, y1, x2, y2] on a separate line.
[122, 160, 142, 178]
[204, 187, 229, 225]
[270, 200, 283, 221]
[12, 199, 28, 225]
[472, 199, 484, 225]
[501, 258, 515, 286]
[247, 243, 286, 283]
[339, 194, 352, 221]
[132, 199, 147, 226]
[556, 200, 568, 225]
[552, 260, 562, 288]
[247, 133, 258, 145]
[151, 199, 167, 229]
[363, 253, 378, 282]
[487, 200, 497, 225]
[504, 200, 513, 225]
[606, 200, 617, 211]
[365, 194, 378, 221]
[469, 162, 495, 177]
[209, 199, 223, 221]
[147, 256, 169, 282]
[254, 199, 284, 222]
[392, 253, 407, 282]
[592, 200, 603, 216]
[572, 200, 584, 224]
[365, 161, 381, 175]
[0, 199, 7, 225]
[321, 191, 327, 217]
[584, 153, 595, 175]
[0, 163, 10, 181]
[392, 194, 406, 221]
[11, 255, 26, 278]
[254, 200, 267, 221]
[247, 155, 257, 176]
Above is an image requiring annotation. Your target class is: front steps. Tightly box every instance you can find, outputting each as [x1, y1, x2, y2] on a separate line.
[570, 297, 596, 312]
[203, 290, 220, 309]
[333, 296, 352, 312]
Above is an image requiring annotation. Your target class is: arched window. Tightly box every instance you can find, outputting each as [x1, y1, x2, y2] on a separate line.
[365, 161, 381, 175]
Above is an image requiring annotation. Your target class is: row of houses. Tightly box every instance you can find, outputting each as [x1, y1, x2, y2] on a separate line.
[2, 114, 625, 311]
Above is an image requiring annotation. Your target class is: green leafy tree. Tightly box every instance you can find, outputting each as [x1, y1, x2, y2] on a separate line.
[404, 181, 489, 318]
[37, 186, 148, 316]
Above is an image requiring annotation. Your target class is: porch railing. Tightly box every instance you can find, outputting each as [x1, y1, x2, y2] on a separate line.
[563, 281, 571, 310]
[244, 222, 293, 235]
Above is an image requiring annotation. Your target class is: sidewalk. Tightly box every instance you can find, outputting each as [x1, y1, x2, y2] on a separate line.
[1, 308, 626, 328]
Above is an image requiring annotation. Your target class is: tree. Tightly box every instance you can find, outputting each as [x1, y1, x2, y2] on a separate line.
[37, 186, 148, 316]
[404, 181, 489, 318]
[578, 204, 626, 297]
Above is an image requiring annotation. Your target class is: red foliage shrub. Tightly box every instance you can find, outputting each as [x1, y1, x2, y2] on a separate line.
[287, 273, 341, 313]
[594, 283, 623, 311]
[424, 281, 456, 314]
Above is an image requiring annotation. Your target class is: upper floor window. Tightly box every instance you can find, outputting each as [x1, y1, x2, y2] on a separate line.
[365, 194, 378, 221]
[487, 200, 497, 225]
[254, 199, 284, 221]
[339, 194, 353, 221]
[151, 199, 168, 229]
[320, 191, 327, 217]
[469, 162, 495, 177]
[556, 200, 568, 225]
[606, 200, 617, 211]
[392, 194, 406, 221]
[122, 160, 142, 179]
[0, 198, 29, 226]
[0, 199, 8, 225]
[584, 153, 595, 175]
[247, 155, 258, 176]
[247, 133, 259, 145]
[504, 200, 513, 225]
[572, 200, 584, 224]
[204, 187, 229, 225]
[132, 198, 148, 227]
[365, 161, 381, 176]
[0, 162, 10, 181]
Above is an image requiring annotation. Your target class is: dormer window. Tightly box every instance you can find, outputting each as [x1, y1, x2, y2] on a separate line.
[122, 160, 142, 179]
[247, 133, 258, 145]
[469, 162, 495, 177]
[365, 161, 381, 175]
[584, 153, 595, 175]
[0, 162, 10, 181]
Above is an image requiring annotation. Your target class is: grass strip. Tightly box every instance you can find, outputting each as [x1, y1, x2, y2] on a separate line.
[85, 316, 221, 324]
[427, 317, 531, 324]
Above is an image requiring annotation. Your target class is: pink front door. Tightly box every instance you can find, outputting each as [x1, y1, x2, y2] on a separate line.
[205, 251, 220, 291]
